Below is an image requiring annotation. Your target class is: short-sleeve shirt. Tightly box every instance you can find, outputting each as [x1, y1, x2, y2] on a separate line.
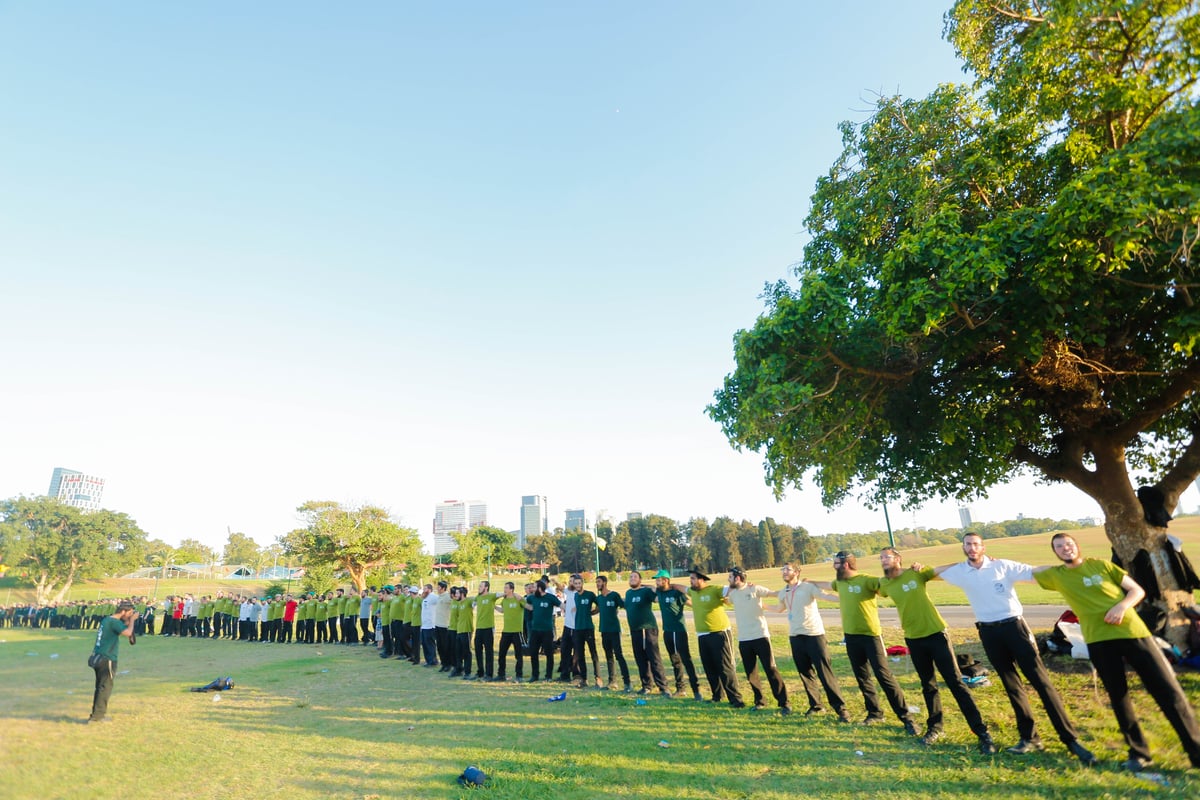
[624, 587, 658, 630]
[529, 593, 561, 632]
[878, 567, 945, 639]
[1035, 558, 1151, 644]
[474, 593, 499, 629]
[655, 588, 688, 633]
[499, 595, 525, 633]
[777, 581, 825, 636]
[597, 591, 624, 633]
[688, 585, 730, 633]
[726, 584, 773, 642]
[831, 574, 882, 636]
[940, 557, 1032, 622]
[573, 590, 597, 631]
[92, 615, 127, 661]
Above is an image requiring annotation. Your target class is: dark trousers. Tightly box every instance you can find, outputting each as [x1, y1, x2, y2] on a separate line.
[89, 656, 115, 721]
[475, 628, 495, 678]
[698, 630, 743, 705]
[421, 628, 438, 665]
[977, 617, 1078, 744]
[359, 616, 372, 643]
[572, 628, 599, 681]
[1089, 636, 1200, 765]
[456, 632, 472, 674]
[280, 620, 293, 643]
[630, 627, 667, 691]
[663, 630, 700, 692]
[498, 631, 524, 679]
[341, 616, 358, 644]
[907, 631, 987, 736]
[435, 627, 451, 667]
[304, 619, 315, 643]
[739, 636, 790, 709]
[381, 621, 393, 655]
[327, 617, 339, 643]
[845, 633, 911, 722]
[529, 629, 556, 680]
[601, 631, 631, 685]
[409, 624, 421, 662]
[789, 633, 846, 712]
[559, 626, 576, 678]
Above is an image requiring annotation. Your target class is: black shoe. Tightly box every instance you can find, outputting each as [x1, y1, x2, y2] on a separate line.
[752, 703, 767, 711]
[804, 706, 825, 717]
[693, 690, 703, 701]
[729, 701, 747, 709]
[637, 687, 650, 695]
[903, 720, 919, 736]
[1068, 741, 1096, 767]
[836, 710, 852, 724]
[780, 706, 793, 717]
[978, 733, 998, 755]
[862, 715, 886, 726]
[660, 690, 671, 698]
[921, 729, 943, 746]
[1123, 757, 1152, 773]
[1007, 739, 1045, 755]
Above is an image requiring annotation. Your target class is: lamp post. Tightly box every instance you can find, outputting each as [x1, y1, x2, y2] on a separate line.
[883, 503, 895, 549]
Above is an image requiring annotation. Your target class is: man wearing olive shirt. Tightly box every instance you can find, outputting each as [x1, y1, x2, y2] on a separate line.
[595, 575, 632, 692]
[407, 587, 423, 663]
[878, 548, 996, 753]
[687, 567, 743, 707]
[453, 586, 474, 679]
[654, 570, 700, 699]
[471, 581, 499, 681]
[626, 570, 669, 697]
[524, 580, 561, 681]
[496, 582, 526, 682]
[378, 587, 395, 656]
[828, 551, 917, 734]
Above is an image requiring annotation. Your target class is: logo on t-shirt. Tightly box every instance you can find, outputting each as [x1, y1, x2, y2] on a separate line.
[847, 585, 862, 594]
[901, 580, 918, 593]
[1082, 574, 1104, 588]
[993, 582, 1005, 594]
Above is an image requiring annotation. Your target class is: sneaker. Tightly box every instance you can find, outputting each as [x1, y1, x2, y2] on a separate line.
[804, 707, 825, 717]
[623, 683, 633, 693]
[752, 703, 767, 711]
[1068, 741, 1097, 767]
[729, 701, 747, 709]
[466, 675, 479, 681]
[903, 720, 919, 736]
[862, 715, 887, 726]
[836, 710, 852, 724]
[672, 688, 689, 698]
[921, 729, 944, 746]
[1123, 756, 1152, 773]
[637, 687, 651, 695]
[780, 706, 793, 717]
[1006, 739, 1045, 755]
[978, 733, 998, 755]
[514, 677, 525, 684]
[595, 678, 603, 689]
[693, 690, 703, 701]
[577, 680, 589, 689]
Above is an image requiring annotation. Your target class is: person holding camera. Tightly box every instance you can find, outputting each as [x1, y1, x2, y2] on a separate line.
[87, 601, 138, 723]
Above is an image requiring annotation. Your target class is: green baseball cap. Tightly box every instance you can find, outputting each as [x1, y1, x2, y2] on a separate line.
[653, 569, 671, 579]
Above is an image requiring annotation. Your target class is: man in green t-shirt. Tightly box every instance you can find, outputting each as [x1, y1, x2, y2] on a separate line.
[88, 601, 138, 723]
[452, 586, 474, 679]
[625, 570, 669, 696]
[524, 580, 561, 681]
[1034, 533, 1200, 772]
[687, 567, 744, 707]
[879, 548, 995, 753]
[471, 581, 500, 681]
[572, 579, 600, 688]
[595, 575, 632, 692]
[654, 570, 700, 699]
[496, 582, 526, 682]
[827, 551, 916, 734]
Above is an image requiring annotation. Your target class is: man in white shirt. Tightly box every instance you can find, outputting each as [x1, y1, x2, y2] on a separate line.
[726, 567, 792, 715]
[420, 584, 439, 667]
[775, 563, 850, 721]
[434, 581, 452, 671]
[557, 574, 580, 682]
[931, 533, 1095, 766]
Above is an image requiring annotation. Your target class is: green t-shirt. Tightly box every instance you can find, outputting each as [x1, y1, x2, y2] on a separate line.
[529, 593, 561, 632]
[655, 588, 688, 633]
[408, 595, 422, 625]
[448, 599, 461, 631]
[92, 615, 127, 661]
[831, 574, 882, 636]
[380, 596, 393, 626]
[624, 587, 658, 630]
[573, 590, 597, 631]
[878, 567, 945, 639]
[455, 599, 475, 634]
[688, 585, 730, 633]
[474, 592, 499, 629]
[596, 591, 624, 633]
[314, 601, 328, 622]
[499, 595, 525, 633]
[1035, 558, 1151, 644]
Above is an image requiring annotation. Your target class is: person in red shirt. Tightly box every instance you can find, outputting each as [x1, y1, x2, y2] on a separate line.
[281, 594, 298, 643]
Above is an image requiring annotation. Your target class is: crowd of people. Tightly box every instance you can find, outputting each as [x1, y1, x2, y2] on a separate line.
[16, 532, 1200, 771]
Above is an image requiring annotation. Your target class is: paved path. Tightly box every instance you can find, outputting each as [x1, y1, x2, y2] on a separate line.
[816, 604, 1068, 630]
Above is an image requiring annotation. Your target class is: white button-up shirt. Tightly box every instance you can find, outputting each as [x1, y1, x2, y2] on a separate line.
[940, 557, 1033, 623]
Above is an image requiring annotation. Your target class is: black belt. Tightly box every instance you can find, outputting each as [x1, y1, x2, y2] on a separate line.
[975, 616, 1019, 629]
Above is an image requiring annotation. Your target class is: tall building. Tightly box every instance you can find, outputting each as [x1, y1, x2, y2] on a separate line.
[48, 467, 105, 512]
[432, 499, 487, 556]
[564, 508, 588, 532]
[627, 511, 643, 521]
[519, 495, 545, 549]
[958, 507, 973, 529]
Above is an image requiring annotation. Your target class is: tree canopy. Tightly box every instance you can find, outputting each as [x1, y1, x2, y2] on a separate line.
[709, 0, 1200, 637]
[281, 501, 422, 592]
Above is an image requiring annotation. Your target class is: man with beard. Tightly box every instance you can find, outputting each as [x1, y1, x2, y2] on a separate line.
[827, 551, 917, 735]
[595, 575, 632, 692]
[625, 570, 669, 697]
[571, 576, 600, 688]
[420, 584, 439, 667]
[687, 567, 744, 707]
[557, 574, 581, 682]
[1033, 533, 1200, 772]
[471, 581, 499, 681]
[496, 582, 526, 682]
[929, 533, 1095, 765]
[726, 566, 792, 715]
[774, 563, 849, 721]
[524, 579, 561, 681]
[434, 581, 452, 671]
[654, 570, 700, 699]
[878, 548, 996, 753]
[87, 601, 139, 723]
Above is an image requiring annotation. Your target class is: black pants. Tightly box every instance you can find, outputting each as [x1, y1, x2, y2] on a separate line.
[573, 628, 599, 682]
[304, 619, 315, 643]
[698, 630, 743, 705]
[630, 627, 667, 691]
[977, 617, 1078, 744]
[409, 624, 421, 663]
[381, 621, 393, 655]
[280, 620, 293, 643]
[601, 631, 631, 685]
[739, 636, 790, 709]
[845, 633, 911, 722]
[475, 628, 495, 678]
[89, 656, 115, 721]
[1089, 636, 1200, 765]
[559, 626, 576, 678]
[327, 617, 339, 643]
[359, 616, 372, 643]
[456, 632, 472, 674]
[907, 631, 987, 736]
[663, 630, 700, 692]
[421, 628, 438, 665]
[498, 631, 524, 679]
[435, 627, 451, 667]
[529, 629, 556, 680]
[789, 633, 846, 712]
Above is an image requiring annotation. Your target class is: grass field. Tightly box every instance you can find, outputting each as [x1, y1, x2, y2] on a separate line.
[4, 523, 1199, 799]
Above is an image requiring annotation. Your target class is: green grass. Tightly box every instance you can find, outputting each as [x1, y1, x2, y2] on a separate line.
[3, 616, 1198, 799]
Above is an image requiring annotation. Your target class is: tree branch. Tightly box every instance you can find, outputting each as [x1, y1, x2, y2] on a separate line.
[1113, 361, 1200, 442]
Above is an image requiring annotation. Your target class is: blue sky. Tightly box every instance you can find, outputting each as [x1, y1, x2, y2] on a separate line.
[2, 2, 1160, 553]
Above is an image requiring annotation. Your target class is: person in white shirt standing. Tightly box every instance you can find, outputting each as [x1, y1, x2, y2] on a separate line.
[726, 567, 791, 715]
[775, 563, 850, 721]
[557, 574, 580, 682]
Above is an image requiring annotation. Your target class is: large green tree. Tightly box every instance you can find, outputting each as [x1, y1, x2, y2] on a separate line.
[223, 531, 261, 567]
[282, 501, 422, 592]
[0, 497, 149, 604]
[710, 1, 1200, 641]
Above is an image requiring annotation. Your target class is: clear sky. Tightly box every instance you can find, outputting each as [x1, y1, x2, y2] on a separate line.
[3, 2, 1180, 553]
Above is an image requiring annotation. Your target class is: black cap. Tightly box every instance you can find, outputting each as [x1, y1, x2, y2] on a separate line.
[688, 566, 710, 581]
[728, 566, 746, 579]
